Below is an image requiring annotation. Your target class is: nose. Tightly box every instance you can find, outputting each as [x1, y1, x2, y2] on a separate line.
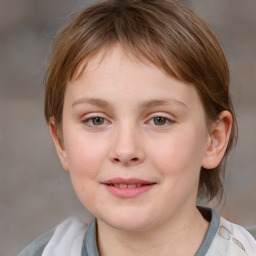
[110, 124, 145, 166]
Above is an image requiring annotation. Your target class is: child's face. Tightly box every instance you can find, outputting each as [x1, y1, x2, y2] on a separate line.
[54, 45, 212, 231]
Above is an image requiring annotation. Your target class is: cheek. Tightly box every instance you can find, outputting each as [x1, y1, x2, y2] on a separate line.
[148, 130, 205, 177]
[64, 130, 109, 178]
[63, 132, 110, 207]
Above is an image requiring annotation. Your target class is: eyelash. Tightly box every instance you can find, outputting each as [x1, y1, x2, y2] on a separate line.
[147, 115, 173, 126]
[82, 114, 174, 127]
[82, 115, 109, 127]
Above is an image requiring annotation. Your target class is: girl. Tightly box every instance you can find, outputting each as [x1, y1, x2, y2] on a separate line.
[19, 0, 256, 255]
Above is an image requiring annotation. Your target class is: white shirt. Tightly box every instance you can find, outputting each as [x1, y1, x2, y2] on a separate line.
[18, 208, 256, 256]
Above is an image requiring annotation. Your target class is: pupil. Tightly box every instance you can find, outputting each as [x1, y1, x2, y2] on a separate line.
[93, 117, 104, 125]
[154, 117, 166, 125]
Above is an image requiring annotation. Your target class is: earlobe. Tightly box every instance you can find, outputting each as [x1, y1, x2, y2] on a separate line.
[49, 119, 69, 171]
[202, 111, 232, 169]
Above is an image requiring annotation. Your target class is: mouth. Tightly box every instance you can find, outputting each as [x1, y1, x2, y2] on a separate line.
[102, 178, 156, 198]
[107, 183, 146, 188]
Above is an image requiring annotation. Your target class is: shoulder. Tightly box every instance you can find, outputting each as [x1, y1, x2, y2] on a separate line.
[18, 217, 88, 256]
[226, 219, 256, 254]
[211, 216, 256, 256]
[17, 229, 54, 256]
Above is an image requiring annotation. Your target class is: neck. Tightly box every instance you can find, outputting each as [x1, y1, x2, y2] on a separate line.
[97, 206, 209, 256]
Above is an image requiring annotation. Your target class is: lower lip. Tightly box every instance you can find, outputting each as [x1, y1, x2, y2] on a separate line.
[104, 184, 155, 198]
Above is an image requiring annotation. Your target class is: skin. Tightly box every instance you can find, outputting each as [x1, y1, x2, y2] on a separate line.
[50, 45, 232, 256]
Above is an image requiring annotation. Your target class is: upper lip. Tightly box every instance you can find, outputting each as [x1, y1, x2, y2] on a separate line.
[102, 178, 155, 185]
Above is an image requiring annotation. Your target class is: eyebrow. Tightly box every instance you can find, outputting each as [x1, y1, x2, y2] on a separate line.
[72, 97, 188, 108]
[140, 99, 188, 108]
[72, 98, 110, 108]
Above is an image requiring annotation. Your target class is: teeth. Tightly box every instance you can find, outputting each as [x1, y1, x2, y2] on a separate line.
[128, 184, 136, 188]
[112, 184, 143, 188]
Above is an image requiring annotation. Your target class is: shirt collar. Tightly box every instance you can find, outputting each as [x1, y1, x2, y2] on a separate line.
[81, 208, 220, 256]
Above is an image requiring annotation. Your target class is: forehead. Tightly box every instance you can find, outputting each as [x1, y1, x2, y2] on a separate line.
[72, 44, 153, 81]
[70, 45, 183, 90]
[72, 44, 181, 89]
[66, 45, 204, 113]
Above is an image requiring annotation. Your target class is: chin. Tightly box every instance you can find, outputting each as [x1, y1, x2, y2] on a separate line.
[98, 208, 154, 232]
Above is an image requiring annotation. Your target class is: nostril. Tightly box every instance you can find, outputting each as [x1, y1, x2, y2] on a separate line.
[113, 157, 139, 163]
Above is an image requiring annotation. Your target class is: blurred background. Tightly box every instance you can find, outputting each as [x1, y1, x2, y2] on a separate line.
[0, 0, 256, 255]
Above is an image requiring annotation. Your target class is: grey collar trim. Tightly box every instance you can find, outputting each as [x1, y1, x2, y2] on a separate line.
[82, 208, 220, 256]
[195, 208, 220, 256]
[81, 218, 99, 256]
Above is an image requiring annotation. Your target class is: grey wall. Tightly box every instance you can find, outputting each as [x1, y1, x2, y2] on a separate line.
[0, 1, 256, 255]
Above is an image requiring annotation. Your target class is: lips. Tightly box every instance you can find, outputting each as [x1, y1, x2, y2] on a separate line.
[102, 178, 156, 198]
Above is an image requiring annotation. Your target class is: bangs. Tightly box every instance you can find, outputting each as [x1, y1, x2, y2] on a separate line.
[56, 0, 218, 84]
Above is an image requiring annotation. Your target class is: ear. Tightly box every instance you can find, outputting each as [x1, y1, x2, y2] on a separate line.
[202, 111, 232, 169]
[49, 119, 69, 171]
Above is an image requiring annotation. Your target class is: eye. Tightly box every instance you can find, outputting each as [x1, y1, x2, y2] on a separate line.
[148, 116, 173, 126]
[153, 117, 168, 125]
[91, 117, 105, 125]
[83, 116, 108, 126]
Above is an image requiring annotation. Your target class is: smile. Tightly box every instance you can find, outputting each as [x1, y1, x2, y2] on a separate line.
[102, 178, 156, 198]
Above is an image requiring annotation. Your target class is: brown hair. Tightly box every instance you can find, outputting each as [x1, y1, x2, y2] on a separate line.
[44, 0, 237, 202]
